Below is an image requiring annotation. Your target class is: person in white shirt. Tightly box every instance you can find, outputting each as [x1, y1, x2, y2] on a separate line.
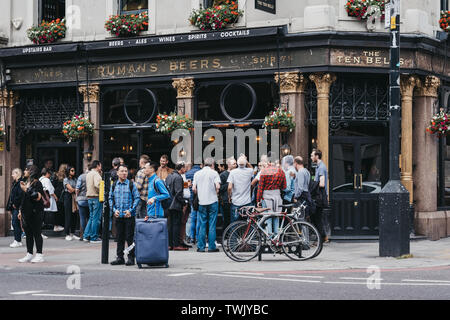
[39, 168, 59, 231]
[227, 155, 254, 223]
[192, 158, 220, 253]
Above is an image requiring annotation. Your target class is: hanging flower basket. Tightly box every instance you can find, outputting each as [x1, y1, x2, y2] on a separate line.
[62, 114, 94, 143]
[263, 107, 296, 133]
[440, 11, 450, 32]
[426, 109, 450, 137]
[345, 0, 386, 21]
[0, 124, 5, 142]
[156, 113, 194, 135]
[105, 11, 149, 37]
[27, 18, 66, 44]
[189, 0, 243, 31]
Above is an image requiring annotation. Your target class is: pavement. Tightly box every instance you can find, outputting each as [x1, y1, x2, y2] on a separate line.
[1, 235, 450, 273]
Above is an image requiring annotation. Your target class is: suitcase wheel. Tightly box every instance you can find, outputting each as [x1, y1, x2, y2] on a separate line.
[164, 264, 169, 268]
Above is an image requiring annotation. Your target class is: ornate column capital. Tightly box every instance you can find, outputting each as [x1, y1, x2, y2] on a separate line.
[400, 75, 419, 101]
[274, 71, 308, 94]
[309, 73, 337, 98]
[172, 78, 195, 99]
[414, 76, 441, 98]
[78, 83, 100, 104]
[0, 89, 18, 108]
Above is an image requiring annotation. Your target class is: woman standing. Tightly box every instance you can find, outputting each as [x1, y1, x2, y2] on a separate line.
[18, 165, 45, 263]
[7, 168, 24, 248]
[53, 164, 67, 232]
[63, 166, 79, 241]
[76, 167, 89, 241]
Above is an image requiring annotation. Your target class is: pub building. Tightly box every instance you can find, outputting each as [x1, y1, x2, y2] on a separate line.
[0, 0, 449, 240]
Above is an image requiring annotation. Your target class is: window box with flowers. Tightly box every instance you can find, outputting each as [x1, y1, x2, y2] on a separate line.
[345, 0, 386, 21]
[156, 113, 194, 135]
[105, 11, 149, 37]
[440, 11, 450, 32]
[62, 114, 94, 143]
[0, 124, 5, 142]
[189, 0, 243, 31]
[426, 109, 450, 138]
[263, 107, 296, 133]
[27, 18, 66, 44]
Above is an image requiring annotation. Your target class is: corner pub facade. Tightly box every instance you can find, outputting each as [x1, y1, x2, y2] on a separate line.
[0, 0, 449, 240]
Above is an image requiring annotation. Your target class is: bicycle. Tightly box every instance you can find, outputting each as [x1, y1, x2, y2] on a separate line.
[222, 203, 323, 262]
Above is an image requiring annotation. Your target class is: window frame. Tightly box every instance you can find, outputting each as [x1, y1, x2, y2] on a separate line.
[120, 0, 149, 15]
[38, 0, 66, 23]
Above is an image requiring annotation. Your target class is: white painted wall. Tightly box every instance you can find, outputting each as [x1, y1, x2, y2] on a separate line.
[0, 0, 445, 47]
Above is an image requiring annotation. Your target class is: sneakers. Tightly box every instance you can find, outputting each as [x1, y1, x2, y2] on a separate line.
[53, 226, 64, 232]
[72, 235, 80, 240]
[208, 248, 220, 253]
[9, 240, 22, 248]
[110, 258, 125, 265]
[65, 235, 73, 241]
[18, 253, 33, 263]
[41, 234, 48, 240]
[89, 239, 102, 244]
[31, 254, 44, 263]
[82, 238, 90, 242]
[125, 258, 135, 266]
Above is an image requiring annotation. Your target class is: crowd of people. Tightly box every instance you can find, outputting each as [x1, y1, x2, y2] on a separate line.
[6, 150, 330, 265]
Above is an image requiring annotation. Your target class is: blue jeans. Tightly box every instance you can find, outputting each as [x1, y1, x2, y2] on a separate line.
[230, 203, 253, 223]
[197, 202, 218, 251]
[78, 204, 89, 236]
[186, 205, 200, 241]
[262, 200, 279, 237]
[83, 199, 102, 241]
[12, 209, 22, 242]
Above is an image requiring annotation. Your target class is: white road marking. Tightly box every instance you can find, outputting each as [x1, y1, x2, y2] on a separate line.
[402, 279, 450, 283]
[324, 281, 450, 286]
[167, 273, 195, 277]
[10, 290, 45, 295]
[279, 275, 324, 279]
[32, 293, 182, 300]
[340, 277, 383, 281]
[205, 273, 321, 283]
[224, 272, 265, 276]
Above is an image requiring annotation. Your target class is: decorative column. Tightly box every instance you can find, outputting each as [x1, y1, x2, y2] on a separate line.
[78, 83, 100, 169]
[0, 89, 19, 237]
[172, 78, 195, 163]
[400, 75, 419, 204]
[275, 71, 309, 159]
[413, 76, 445, 240]
[309, 73, 336, 171]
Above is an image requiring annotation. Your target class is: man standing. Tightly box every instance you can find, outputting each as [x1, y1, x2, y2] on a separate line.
[134, 157, 151, 219]
[294, 156, 313, 218]
[109, 165, 140, 266]
[157, 154, 173, 181]
[219, 157, 236, 231]
[193, 158, 221, 253]
[185, 163, 202, 244]
[256, 154, 286, 238]
[311, 149, 329, 242]
[39, 168, 58, 229]
[109, 157, 121, 183]
[165, 162, 189, 251]
[83, 160, 103, 244]
[144, 162, 171, 219]
[228, 156, 253, 223]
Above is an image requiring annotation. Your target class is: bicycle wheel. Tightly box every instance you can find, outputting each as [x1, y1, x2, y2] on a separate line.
[281, 221, 322, 261]
[223, 222, 262, 262]
[222, 221, 247, 253]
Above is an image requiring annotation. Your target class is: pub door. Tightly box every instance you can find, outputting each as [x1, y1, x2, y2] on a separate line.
[329, 136, 388, 236]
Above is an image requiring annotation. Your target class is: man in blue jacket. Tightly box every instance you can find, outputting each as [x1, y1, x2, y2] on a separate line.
[144, 162, 171, 219]
[109, 165, 140, 266]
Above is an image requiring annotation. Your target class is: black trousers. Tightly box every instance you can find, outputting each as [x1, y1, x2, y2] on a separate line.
[64, 193, 76, 235]
[311, 206, 326, 239]
[168, 209, 182, 247]
[116, 217, 135, 259]
[23, 210, 43, 254]
[221, 202, 231, 233]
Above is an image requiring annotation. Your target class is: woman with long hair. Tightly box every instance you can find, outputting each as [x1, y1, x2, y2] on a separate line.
[7, 168, 24, 248]
[18, 165, 45, 263]
[63, 166, 78, 241]
[52, 164, 67, 232]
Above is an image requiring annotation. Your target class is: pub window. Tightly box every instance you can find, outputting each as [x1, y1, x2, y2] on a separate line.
[203, 0, 231, 8]
[39, 0, 65, 22]
[120, 0, 148, 14]
[441, 0, 449, 11]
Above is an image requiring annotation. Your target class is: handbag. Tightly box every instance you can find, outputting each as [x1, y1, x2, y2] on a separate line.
[192, 193, 199, 211]
[42, 190, 51, 209]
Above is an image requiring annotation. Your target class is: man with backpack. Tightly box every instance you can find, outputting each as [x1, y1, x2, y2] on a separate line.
[144, 162, 171, 219]
[109, 164, 140, 266]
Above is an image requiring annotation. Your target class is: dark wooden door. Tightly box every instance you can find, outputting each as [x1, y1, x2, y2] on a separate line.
[330, 137, 387, 236]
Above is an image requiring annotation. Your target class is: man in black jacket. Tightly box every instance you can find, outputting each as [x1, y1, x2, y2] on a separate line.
[165, 162, 188, 251]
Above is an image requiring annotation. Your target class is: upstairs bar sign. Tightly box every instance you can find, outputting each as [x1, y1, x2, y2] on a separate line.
[255, 0, 276, 14]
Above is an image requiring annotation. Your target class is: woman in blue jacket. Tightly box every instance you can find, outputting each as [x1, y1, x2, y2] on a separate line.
[144, 162, 170, 219]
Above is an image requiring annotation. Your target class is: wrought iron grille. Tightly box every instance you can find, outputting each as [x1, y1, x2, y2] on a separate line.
[305, 75, 389, 133]
[16, 89, 83, 143]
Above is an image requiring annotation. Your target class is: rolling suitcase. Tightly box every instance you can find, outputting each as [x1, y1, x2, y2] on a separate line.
[135, 218, 169, 268]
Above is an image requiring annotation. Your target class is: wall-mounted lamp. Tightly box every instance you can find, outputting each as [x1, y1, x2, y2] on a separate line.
[281, 144, 291, 157]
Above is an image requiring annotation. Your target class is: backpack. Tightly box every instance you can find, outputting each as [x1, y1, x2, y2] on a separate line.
[153, 178, 172, 210]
